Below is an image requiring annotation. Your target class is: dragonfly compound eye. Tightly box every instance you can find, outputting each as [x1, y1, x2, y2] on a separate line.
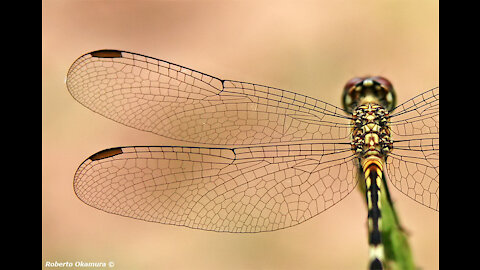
[342, 76, 397, 113]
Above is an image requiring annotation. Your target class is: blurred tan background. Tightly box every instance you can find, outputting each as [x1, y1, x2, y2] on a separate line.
[42, 0, 438, 269]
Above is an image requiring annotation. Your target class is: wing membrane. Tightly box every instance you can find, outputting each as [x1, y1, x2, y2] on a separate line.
[66, 50, 352, 145]
[387, 87, 439, 210]
[74, 143, 358, 232]
[386, 147, 439, 211]
[389, 87, 439, 137]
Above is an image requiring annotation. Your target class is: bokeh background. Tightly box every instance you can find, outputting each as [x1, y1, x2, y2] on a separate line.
[42, 1, 438, 269]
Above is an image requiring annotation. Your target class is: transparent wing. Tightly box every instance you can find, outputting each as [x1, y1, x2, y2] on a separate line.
[387, 87, 439, 210]
[66, 50, 352, 145]
[74, 143, 358, 232]
[389, 87, 439, 137]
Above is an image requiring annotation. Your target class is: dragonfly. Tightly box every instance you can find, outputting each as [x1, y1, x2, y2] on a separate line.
[66, 50, 438, 270]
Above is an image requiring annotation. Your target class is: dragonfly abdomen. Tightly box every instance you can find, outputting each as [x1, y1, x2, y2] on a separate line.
[363, 157, 385, 270]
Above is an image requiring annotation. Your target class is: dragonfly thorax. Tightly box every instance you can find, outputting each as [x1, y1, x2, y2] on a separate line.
[342, 76, 396, 114]
[351, 104, 393, 158]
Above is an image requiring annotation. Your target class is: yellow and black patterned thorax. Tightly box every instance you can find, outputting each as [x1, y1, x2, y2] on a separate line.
[351, 104, 393, 159]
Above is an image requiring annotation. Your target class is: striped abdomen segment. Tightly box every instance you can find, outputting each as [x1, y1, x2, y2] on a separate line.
[363, 156, 385, 270]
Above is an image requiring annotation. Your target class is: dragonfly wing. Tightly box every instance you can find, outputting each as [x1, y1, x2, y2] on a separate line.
[387, 87, 439, 211]
[74, 143, 358, 232]
[66, 50, 351, 145]
[389, 87, 439, 137]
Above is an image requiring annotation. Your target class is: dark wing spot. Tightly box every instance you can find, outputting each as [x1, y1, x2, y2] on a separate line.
[90, 50, 123, 58]
[89, 147, 123, 161]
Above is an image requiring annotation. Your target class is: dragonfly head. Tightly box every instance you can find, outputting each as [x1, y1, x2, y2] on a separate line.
[342, 76, 396, 114]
